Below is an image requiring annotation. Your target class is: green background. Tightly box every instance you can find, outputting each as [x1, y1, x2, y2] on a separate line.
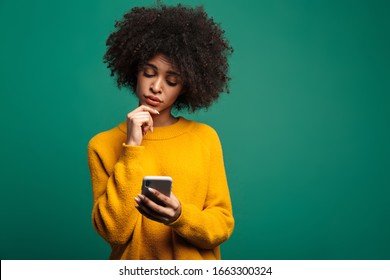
[1, 0, 389, 259]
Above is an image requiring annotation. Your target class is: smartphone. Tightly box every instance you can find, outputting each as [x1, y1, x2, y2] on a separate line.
[141, 176, 172, 206]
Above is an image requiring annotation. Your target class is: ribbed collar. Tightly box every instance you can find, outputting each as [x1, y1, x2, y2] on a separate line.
[117, 117, 192, 140]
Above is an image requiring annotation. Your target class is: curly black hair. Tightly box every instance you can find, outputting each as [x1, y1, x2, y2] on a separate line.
[103, 4, 233, 112]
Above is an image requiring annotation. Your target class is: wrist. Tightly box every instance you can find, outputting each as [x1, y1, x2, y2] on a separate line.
[126, 138, 141, 146]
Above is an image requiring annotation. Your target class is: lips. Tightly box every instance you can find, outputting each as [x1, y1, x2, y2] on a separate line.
[144, 95, 162, 107]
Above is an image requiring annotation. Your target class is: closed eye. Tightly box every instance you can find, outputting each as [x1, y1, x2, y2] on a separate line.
[143, 70, 155, 78]
[166, 80, 178, 87]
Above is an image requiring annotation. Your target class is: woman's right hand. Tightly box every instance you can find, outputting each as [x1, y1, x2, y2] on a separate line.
[126, 105, 159, 146]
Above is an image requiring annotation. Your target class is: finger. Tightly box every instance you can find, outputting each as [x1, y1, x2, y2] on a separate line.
[131, 116, 154, 135]
[147, 187, 180, 209]
[126, 109, 155, 146]
[136, 193, 181, 224]
[137, 207, 169, 223]
[135, 198, 169, 223]
[137, 193, 166, 211]
[141, 191, 181, 224]
[132, 116, 152, 126]
[137, 193, 174, 219]
[135, 204, 161, 222]
[131, 113, 154, 132]
[135, 105, 160, 115]
[128, 112, 152, 122]
[142, 115, 154, 134]
[145, 188, 170, 206]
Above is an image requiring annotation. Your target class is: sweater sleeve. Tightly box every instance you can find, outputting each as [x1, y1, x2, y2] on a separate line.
[88, 139, 144, 245]
[169, 130, 234, 249]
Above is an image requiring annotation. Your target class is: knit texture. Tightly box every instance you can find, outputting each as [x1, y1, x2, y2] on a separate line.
[87, 117, 234, 259]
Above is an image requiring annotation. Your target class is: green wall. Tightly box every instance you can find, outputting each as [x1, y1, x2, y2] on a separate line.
[0, 0, 389, 259]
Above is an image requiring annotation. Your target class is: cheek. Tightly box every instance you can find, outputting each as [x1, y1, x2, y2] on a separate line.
[173, 84, 183, 96]
[136, 75, 146, 95]
[168, 88, 182, 102]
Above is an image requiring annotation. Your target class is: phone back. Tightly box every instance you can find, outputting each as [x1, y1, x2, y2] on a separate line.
[141, 176, 172, 205]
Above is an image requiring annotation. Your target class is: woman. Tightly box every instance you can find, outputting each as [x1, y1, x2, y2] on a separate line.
[88, 4, 234, 260]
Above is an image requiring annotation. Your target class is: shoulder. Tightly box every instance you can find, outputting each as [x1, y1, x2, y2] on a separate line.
[184, 118, 222, 147]
[88, 121, 126, 153]
[189, 120, 218, 136]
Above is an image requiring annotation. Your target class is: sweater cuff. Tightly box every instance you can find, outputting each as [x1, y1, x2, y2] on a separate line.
[168, 203, 193, 228]
[121, 143, 145, 158]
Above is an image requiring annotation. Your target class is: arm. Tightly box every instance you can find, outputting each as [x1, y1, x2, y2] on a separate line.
[169, 134, 234, 249]
[88, 140, 145, 245]
[88, 105, 158, 244]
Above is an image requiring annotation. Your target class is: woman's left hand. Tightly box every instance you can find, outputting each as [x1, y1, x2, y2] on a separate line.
[134, 189, 182, 224]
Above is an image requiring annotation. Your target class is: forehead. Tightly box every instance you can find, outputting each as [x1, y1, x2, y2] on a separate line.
[145, 54, 179, 73]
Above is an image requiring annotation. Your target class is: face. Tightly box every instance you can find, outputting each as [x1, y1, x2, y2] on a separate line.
[136, 54, 183, 114]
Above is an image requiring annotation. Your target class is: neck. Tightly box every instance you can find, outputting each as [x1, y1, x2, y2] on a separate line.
[152, 111, 177, 127]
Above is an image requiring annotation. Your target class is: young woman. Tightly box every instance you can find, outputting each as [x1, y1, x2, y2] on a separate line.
[88, 4, 234, 260]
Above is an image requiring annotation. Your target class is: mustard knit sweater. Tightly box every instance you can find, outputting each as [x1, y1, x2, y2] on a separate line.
[87, 117, 234, 259]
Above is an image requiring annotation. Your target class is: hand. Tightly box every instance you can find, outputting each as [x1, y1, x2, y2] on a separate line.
[134, 188, 182, 224]
[126, 105, 159, 146]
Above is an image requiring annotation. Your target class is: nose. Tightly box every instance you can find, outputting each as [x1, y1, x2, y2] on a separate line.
[150, 77, 162, 94]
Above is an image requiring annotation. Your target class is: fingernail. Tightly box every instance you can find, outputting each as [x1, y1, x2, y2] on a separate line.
[137, 194, 144, 200]
[147, 187, 155, 193]
[134, 197, 140, 203]
[155, 110, 160, 114]
[151, 127, 154, 133]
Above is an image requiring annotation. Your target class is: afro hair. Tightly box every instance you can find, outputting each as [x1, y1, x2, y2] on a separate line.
[104, 4, 233, 112]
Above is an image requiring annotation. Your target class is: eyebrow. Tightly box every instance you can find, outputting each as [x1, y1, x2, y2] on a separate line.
[144, 63, 180, 76]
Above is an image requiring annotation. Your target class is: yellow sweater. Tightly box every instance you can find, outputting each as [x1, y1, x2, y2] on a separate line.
[87, 117, 234, 259]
